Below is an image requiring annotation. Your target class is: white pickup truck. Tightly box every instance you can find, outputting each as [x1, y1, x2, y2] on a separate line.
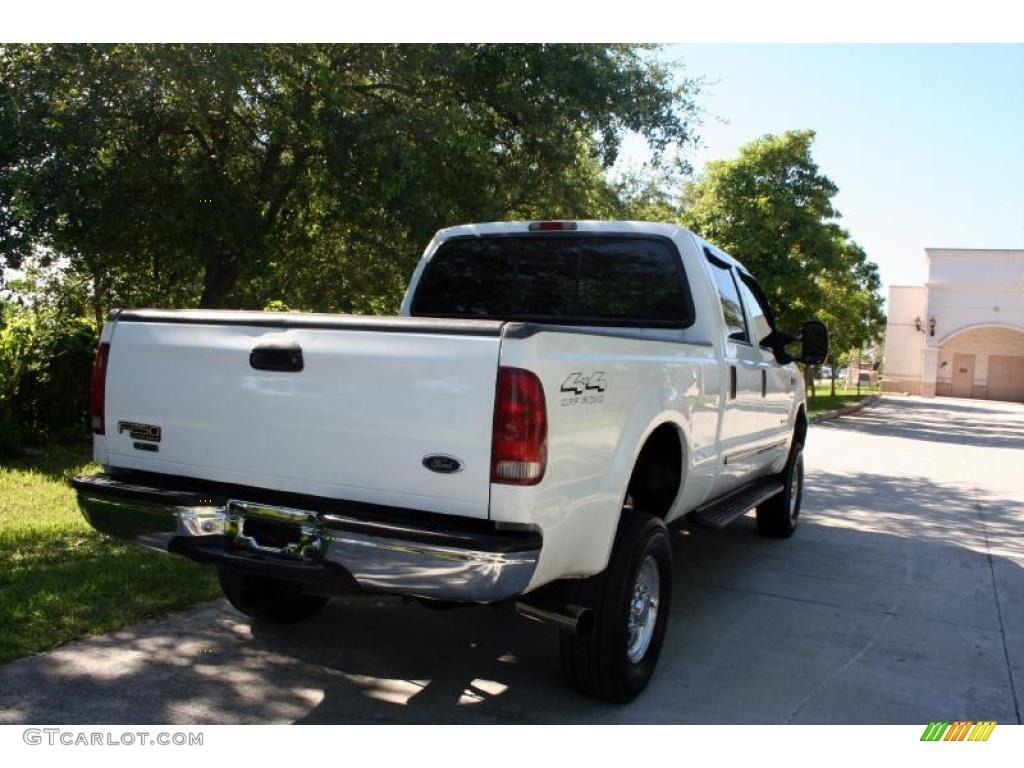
[74, 220, 827, 701]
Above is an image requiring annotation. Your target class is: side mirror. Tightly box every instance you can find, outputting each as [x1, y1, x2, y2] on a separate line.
[799, 320, 829, 365]
[760, 329, 797, 364]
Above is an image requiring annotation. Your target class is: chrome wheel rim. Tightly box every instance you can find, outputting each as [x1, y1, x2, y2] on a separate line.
[626, 554, 660, 663]
[788, 454, 803, 522]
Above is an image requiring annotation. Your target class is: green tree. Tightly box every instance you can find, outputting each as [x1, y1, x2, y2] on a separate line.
[615, 163, 687, 223]
[1, 44, 699, 314]
[816, 230, 886, 395]
[680, 130, 884, 397]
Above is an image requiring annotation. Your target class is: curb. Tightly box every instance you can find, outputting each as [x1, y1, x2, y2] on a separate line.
[810, 393, 882, 424]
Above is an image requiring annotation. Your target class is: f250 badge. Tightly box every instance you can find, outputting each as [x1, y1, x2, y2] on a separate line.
[118, 420, 162, 452]
[560, 372, 607, 407]
[117, 421, 161, 442]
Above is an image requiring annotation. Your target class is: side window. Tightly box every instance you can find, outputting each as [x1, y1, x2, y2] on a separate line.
[705, 250, 749, 343]
[736, 273, 774, 348]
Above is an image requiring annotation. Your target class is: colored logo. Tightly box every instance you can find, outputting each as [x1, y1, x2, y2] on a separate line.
[920, 721, 996, 741]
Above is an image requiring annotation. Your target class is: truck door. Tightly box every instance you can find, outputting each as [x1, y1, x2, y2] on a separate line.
[736, 270, 794, 468]
[704, 250, 765, 492]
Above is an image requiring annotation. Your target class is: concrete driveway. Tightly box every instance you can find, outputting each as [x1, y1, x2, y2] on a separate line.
[1, 396, 1022, 724]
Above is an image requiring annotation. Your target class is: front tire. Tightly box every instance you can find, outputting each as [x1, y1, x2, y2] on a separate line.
[218, 568, 328, 624]
[756, 443, 804, 538]
[559, 512, 672, 702]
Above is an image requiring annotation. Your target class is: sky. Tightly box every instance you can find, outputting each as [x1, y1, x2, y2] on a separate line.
[620, 44, 1024, 294]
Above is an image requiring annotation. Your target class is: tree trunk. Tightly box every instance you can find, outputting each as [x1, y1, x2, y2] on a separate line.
[829, 352, 837, 397]
[90, 273, 105, 326]
[199, 255, 241, 309]
[804, 364, 815, 402]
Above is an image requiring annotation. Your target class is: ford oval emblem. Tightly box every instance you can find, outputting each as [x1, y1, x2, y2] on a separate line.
[422, 454, 464, 474]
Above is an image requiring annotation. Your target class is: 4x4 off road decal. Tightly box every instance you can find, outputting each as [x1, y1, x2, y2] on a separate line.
[560, 372, 607, 395]
[560, 372, 607, 408]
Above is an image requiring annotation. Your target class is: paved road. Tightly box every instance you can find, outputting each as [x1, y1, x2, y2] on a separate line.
[2, 396, 1022, 724]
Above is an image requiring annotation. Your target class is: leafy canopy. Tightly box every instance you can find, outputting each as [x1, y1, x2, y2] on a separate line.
[681, 130, 884, 353]
[0, 44, 699, 312]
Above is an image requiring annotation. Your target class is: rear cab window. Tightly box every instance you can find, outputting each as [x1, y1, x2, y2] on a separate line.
[411, 235, 694, 327]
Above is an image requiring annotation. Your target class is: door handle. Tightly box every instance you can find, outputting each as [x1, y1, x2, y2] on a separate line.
[729, 365, 737, 399]
[250, 343, 304, 372]
[761, 369, 767, 398]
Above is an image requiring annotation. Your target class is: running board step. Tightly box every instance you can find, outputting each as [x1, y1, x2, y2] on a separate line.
[688, 478, 785, 529]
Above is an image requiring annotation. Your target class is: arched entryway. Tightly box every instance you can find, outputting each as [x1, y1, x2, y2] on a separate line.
[935, 324, 1024, 402]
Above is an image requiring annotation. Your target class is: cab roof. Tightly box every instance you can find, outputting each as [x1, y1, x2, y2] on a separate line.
[431, 220, 748, 272]
[433, 220, 689, 241]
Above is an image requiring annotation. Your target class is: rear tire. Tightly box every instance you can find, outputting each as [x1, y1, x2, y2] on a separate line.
[756, 443, 804, 538]
[217, 568, 328, 624]
[559, 512, 672, 702]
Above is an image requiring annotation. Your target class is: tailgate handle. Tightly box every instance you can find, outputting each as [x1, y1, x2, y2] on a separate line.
[250, 343, 304, 373]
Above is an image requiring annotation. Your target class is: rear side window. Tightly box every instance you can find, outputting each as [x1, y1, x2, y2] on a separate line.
[736, 272, 774, 347]
[705, 251, 749, 343]
[411, 236, 693, 327]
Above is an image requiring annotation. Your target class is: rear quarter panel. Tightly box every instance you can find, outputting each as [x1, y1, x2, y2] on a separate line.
[492, 326, 721, 589]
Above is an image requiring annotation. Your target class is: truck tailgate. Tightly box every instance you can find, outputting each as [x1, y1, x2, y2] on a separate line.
[101, 311, 505, 519]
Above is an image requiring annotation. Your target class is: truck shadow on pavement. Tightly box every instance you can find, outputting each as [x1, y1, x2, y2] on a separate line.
[282, 465, 1021, 724]
[4, 462, 1020, 725]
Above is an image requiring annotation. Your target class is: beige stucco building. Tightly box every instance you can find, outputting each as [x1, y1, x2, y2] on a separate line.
[882, 248, 1024, 401]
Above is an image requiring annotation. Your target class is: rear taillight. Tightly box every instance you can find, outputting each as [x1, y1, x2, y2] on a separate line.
[90, 342, 110, 434]
[491, 367, 547, 485]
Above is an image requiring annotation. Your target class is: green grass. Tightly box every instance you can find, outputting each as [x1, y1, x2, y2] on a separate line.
[806, 381, 880, 419]
[0, 443, 218, 663]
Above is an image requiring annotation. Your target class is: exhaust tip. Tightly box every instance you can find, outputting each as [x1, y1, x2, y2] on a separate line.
[516, 601, 593, 636]
[572, 606, 594, 637]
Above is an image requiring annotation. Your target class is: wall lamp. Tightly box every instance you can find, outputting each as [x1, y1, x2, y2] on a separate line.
[913, 316, 937, 336]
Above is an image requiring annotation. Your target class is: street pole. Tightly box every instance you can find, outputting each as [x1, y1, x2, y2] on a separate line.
[856, 347, 861, 396]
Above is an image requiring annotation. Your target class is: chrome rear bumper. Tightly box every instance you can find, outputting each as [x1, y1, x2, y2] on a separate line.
[73, 474, 540, 604]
